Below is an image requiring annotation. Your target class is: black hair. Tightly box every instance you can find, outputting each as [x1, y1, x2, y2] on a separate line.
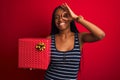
[50, 6, 79, 35]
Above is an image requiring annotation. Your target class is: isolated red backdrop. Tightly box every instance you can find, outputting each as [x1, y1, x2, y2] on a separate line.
[0, 0, 120, 80]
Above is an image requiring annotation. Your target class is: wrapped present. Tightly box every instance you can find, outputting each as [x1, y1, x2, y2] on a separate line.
[18, 38, 51, 70]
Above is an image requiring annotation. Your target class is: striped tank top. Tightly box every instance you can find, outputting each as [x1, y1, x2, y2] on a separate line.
[44, 33, 81, 80]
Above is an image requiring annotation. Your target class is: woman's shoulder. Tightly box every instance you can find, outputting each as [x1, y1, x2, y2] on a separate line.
[77, 32, 87, 44]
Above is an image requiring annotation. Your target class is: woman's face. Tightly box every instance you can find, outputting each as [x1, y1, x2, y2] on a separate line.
[54, 8, 71, 31]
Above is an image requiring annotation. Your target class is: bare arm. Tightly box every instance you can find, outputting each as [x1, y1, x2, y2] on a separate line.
[61, 3, 105, 43]
[76, 16, 105, 43]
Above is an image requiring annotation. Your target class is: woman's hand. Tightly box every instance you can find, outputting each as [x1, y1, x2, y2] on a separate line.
[61, 3, 105, 43]
[61, 3, 78, 20]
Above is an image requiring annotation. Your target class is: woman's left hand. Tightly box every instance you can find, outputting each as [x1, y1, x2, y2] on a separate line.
[61, 3, 78, 20]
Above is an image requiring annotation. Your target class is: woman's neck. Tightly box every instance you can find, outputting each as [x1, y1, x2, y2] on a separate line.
[58, 30, 74, 39]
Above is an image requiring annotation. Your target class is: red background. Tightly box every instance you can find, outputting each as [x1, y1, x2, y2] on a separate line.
[0, 0, 120, 80]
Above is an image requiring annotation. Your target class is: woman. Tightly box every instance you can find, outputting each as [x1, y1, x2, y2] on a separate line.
[44, 3, 105, 80]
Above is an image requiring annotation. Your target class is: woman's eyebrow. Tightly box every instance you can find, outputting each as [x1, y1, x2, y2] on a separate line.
[55, 14, 61, 16]
[55, 14, 59, 16]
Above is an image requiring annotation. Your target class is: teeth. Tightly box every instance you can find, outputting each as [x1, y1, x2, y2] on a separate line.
[59, 23, 65, 26]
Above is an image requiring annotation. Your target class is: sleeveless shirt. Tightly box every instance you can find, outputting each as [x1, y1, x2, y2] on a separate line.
[44, 33, 81, 80]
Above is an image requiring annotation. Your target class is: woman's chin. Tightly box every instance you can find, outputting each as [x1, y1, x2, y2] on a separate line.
[57, 25, 67, 30]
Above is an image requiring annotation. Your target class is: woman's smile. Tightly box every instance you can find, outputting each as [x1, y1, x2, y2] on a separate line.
[58, 22, 65, 26]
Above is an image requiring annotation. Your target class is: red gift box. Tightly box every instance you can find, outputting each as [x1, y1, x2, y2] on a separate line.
[18, 38, 51, 70]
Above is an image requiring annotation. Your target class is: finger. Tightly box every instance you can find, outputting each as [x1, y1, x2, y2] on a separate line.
[62, 17, 69, 21]
[61, 3, 71, 14]
[64, 3, 68, 6]
[61, 3, 64, 8]
[64, 3, 71, 11]
[62, 12, 73, 21]
[62, 3, 66, 6]
[62, 12, 68, 18]
[61, 4, 67, 9]
[62, 12, 68, 20]
[61, 3, 65, 7]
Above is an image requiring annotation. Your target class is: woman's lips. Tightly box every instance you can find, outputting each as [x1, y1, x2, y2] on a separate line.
[59, 22, 65, 26]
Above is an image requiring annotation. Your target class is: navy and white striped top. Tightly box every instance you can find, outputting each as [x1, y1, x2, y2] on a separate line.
[44, 33, 81, 80]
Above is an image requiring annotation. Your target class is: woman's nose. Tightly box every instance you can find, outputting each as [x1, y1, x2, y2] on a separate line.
[59, 17, 63, 21]
[57, 16, 63, 22]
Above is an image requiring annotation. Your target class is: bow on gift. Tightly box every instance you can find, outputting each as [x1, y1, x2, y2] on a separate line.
[35, 42, 46, 51]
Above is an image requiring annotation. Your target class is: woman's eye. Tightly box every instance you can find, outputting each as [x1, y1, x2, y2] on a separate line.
[55, 16, 59, 19]
[63, 13, 69, 18]
[62, 12, 70, 18]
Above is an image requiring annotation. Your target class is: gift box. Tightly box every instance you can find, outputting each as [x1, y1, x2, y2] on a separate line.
[18, 38, 51, 70]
